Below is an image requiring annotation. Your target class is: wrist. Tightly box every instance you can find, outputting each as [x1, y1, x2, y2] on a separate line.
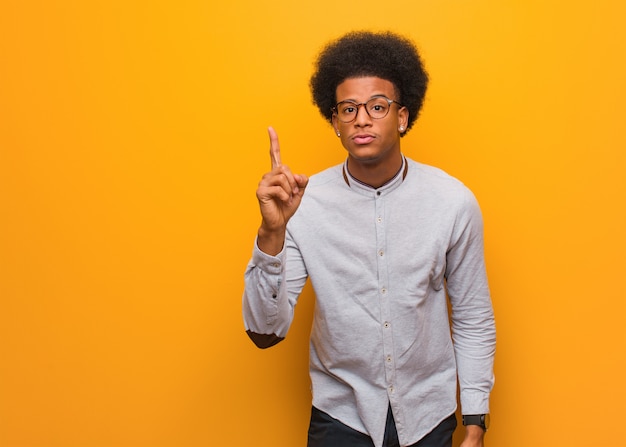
[462, 414, 490, 432]
[464, 424, 485, 439]
[257, 225, 286, 256]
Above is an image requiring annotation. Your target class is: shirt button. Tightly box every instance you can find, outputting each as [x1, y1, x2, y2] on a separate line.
[383, 322, 390, 328]
[389, 386, 395, 393]
[386, 355, 392, 363]
[378, 250, 384, 257]
[381, 288, 387, 295]
[377, 216, 382, 223]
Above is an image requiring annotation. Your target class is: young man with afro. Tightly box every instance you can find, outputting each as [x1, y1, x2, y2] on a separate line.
[243, 31, 496, 447]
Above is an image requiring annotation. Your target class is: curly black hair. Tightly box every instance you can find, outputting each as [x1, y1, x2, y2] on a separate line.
[310, 31, 429, 135]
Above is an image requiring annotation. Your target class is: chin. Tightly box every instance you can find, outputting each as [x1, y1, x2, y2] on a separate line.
[347, 147, 384, 163]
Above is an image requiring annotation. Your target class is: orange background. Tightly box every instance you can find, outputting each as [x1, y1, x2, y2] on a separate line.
[1, 1, 625, 446]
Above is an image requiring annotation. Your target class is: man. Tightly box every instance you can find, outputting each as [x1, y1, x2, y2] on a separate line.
[243, 31, 495, 447]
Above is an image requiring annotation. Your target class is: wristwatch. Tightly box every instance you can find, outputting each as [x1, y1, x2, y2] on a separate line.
[462, 414, 490, 431]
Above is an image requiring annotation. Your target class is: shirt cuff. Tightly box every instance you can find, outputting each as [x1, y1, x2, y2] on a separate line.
[460, 390, 491, 415]
[252, 238, 286, 274]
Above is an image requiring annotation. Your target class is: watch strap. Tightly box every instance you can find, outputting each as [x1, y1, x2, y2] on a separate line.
[462, 414, 489, 431]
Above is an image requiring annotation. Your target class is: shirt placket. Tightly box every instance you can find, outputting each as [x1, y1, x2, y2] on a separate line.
[375, 190, 396, 400]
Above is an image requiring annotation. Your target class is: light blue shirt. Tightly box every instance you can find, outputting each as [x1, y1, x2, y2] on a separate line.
[243, 157, 495, 447]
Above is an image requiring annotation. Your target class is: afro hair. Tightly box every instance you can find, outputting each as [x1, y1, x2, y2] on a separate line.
[310, 31, 429, 135]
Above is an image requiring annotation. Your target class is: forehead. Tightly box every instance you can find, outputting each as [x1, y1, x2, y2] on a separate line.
[336, 76, 397, 102]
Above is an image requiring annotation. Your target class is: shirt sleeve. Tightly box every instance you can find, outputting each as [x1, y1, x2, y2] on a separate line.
[242, 232, 308, 348]
[445, 189, 496, 415]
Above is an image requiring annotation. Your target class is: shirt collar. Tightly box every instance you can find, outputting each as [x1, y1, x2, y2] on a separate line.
[342, 156, 408, 196]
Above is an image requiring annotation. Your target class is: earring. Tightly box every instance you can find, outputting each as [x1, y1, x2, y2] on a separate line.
[337, 131, 341, 137]
[399, 126, 404, 132]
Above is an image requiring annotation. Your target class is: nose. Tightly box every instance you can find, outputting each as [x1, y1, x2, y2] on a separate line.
[354, 103, 373, 126]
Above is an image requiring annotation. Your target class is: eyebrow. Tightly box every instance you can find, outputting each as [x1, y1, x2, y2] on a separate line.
[337, 94, 391, 103]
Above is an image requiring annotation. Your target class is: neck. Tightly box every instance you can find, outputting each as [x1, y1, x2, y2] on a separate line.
[346, 152, 404, 188]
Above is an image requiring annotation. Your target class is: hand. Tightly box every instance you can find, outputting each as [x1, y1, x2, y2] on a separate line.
[256, 127, 308, 255]
[459, 425, 485, 447]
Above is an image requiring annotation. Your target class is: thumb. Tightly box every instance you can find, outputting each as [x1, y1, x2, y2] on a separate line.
[294, 174, 309, 195]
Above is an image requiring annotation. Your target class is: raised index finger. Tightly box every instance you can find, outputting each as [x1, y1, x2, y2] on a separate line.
[268, 126, 282, 169]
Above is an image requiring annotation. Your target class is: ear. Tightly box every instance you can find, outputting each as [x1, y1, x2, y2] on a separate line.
[331, 114, 341, 137]
[397, 107, 409, 133]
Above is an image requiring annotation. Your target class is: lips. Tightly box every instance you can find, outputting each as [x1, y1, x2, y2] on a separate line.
[352, 134, 375, 145]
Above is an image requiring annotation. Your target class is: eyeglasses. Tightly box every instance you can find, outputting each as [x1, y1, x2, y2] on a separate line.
[332, 95, 404, 123]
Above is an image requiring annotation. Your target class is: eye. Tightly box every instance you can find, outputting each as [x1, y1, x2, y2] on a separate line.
[368, 100, 389, 115]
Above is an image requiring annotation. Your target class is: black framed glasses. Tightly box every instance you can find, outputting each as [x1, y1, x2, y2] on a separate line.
[332, 95, 404, 123]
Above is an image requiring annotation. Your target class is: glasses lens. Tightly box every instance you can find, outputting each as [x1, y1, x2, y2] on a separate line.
[366, 97, 391, 119]
[337, 102, 358, 122]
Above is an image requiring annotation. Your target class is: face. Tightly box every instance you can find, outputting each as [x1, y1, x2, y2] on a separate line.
[332, 76, 408, 166]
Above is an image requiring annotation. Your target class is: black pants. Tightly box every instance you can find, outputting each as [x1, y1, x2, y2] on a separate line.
[307, 406, 457, 447]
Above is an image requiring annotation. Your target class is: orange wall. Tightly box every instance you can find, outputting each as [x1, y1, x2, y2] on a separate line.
[1, 1, 625, 446]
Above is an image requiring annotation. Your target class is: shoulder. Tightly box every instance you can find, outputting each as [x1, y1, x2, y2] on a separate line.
[307, 163, 344, 187]
[406, 158, 475, 200]
[300, 163, 347, 198]
[407, 158, 461, 186]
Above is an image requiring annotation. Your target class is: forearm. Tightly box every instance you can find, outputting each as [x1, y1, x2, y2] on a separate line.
[449, 280, 495, 413]
[242, 239, 306, 348]
[453, 302, 496, 414]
